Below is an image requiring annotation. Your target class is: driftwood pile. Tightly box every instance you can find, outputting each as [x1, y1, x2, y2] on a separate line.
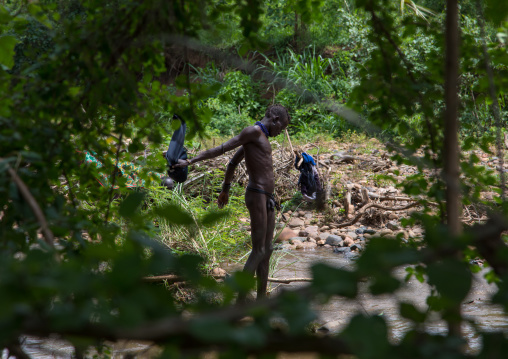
[182, 139, 496, 228]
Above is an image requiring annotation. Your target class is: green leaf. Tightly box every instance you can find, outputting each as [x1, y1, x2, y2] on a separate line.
[199, 209, 230, 227]
[151, 203, 194, 226]
[427, 259, 472, 304]
[0, 6, 12, 24]
[224, 271, 256, 295]
[0, 35, 18, 70]
[400, 302, 426, 323]
[342, 315, 391, 359]
[485, 0, 508, 26]
[311, 263, 357, 298]
[190, 317, 235, 342]
[118, 192, 145, 218]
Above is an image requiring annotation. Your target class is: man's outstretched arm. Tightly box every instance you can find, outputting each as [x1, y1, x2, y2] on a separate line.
[174, 126, 259, 168]
[218, 147, 245, 208]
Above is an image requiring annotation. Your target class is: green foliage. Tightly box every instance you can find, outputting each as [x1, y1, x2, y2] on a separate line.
[2, 0, 508, 358]
[202, 70, 263, 135]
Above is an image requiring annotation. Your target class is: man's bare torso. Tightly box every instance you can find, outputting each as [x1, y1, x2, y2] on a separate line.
[243, 126, 274, 193]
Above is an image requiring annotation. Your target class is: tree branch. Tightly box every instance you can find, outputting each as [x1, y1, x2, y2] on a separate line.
[2, 158, 54, 247]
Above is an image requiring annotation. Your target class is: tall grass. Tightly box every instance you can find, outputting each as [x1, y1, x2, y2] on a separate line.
[146, 184, 251, 269]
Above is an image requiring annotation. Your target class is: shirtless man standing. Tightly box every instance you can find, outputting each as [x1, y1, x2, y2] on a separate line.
[175, 104, 290, 300]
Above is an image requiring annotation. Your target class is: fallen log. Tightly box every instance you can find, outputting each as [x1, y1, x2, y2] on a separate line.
[143, 275, 312, 284]
[336, 202, 420, 228]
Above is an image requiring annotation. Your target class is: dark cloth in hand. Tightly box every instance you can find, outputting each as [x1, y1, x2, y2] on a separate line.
[165, 115, 188, 183]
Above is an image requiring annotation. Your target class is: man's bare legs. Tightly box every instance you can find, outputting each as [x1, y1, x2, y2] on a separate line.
[241, 190, 275, 300]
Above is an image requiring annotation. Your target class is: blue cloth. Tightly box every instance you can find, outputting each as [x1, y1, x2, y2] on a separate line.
[255, 121, 270, 137]
[301, 152, 316, 166]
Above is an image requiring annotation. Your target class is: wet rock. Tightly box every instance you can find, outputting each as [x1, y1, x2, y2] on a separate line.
[364, 229, 376, 235]
[289, 237, 307, 245]
[289, 217, 305, 228]
[333, 246, 351, 254]
[325, 235, 343, 246]
[277, 228, 297, 243]
[351, 243, 362, 251]
[344, 251, 359, 260]
[317, 239, 326, 246]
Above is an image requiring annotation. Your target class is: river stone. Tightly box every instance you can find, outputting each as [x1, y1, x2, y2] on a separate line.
[351, 243, 362, 251]
[282, 243, 296, 250]
[378, 229, 393, 236]
[333, 246, 351, 254]
[346, 231, 358, 240]
[277, 228, 297, 243]
[317, 320, 342, 334]
[325, 235, 343, 246]
[386, 221, 399, 230]
[308, 238, 316, 243]
[343, 237, 354, 247]
[289, 217, 305, 228]
[212, 267, 226, 276]
[364, 229, 376, 235]
[304, 212, 313, 219]
[320, 225, 330, 231]
[319, 232, 330, 241]
[388, 213, 399, 220]
[317, 239, 325, 246]
[298, 230, 309, 237]
[305, 226, 319, 238]
[289, 237, 307, 245]
[302, 241, 317, 249]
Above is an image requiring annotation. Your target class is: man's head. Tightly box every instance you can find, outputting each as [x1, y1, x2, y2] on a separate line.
[263, 104, 290, 137]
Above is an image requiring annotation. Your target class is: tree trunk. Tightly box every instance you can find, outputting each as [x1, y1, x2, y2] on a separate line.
[444, 0, 462, 337]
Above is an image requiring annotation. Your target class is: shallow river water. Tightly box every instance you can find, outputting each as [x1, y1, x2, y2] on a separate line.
[4, 248, 508, 358]
[267, 248, 508, 353]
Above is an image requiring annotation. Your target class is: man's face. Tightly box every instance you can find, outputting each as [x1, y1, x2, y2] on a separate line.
[266, 112, 289, 137]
